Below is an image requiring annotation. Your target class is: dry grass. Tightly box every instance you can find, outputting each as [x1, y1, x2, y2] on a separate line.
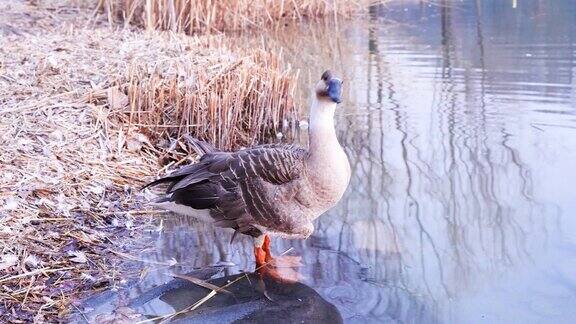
[98, 0, 375, 33]
[0, 1, 300, 321]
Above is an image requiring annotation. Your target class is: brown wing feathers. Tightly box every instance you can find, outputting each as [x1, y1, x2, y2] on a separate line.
[144, 144, 307, 237]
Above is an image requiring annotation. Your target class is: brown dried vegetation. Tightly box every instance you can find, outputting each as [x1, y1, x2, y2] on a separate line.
[90, 43, 299, 151]
[98, 0, 372, 33]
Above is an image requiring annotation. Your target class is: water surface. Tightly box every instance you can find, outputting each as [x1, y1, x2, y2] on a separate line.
[86, 1, 576, 323]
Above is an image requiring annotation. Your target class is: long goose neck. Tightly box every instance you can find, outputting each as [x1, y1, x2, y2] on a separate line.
[307, 98, 341, 163]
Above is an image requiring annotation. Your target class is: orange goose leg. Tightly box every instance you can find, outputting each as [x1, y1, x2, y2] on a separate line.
[253, 234, 272, 270]
[254, 246, 267, 269]
[263, 234, 273, 262]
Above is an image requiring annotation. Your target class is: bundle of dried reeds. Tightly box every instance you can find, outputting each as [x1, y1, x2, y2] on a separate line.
[88, 42, 299, 151]
[97, 0, 373, 33]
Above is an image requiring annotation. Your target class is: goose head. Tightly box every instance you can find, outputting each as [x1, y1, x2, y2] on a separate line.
[315, 70, 343, 104]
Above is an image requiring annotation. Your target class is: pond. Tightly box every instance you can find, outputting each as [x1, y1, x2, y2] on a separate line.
[82, 0, 576, 322]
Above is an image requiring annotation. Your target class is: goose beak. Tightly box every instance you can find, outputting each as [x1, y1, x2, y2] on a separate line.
[327, 78, 343, 104]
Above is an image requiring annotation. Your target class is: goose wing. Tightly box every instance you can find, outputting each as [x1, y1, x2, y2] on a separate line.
[145, 144, 308, 236]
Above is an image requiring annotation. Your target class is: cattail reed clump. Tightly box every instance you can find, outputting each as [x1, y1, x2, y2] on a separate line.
[88, 37, 299, 150]
[97, 0, 371, 33]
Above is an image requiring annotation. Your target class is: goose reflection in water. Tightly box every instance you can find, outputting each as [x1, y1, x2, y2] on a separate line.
[126, 269, 344, 323]
[130, 214, 436, 323]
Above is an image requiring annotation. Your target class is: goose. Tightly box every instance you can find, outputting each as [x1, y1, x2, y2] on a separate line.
[144, 70, 350, 279]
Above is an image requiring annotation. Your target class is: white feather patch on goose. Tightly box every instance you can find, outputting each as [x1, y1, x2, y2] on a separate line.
[151, 201, 213, 223]
[252, 224, 313, 240]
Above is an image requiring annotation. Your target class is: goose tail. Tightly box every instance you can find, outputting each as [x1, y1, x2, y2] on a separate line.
[184, 134, 217, 157]
[142, 136, 218, 190]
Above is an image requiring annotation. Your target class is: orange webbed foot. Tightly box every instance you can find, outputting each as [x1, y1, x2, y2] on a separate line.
[254, 235, 304, 283]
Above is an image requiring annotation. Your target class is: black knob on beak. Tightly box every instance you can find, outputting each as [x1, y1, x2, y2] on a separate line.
[327, 79, 343, 104]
